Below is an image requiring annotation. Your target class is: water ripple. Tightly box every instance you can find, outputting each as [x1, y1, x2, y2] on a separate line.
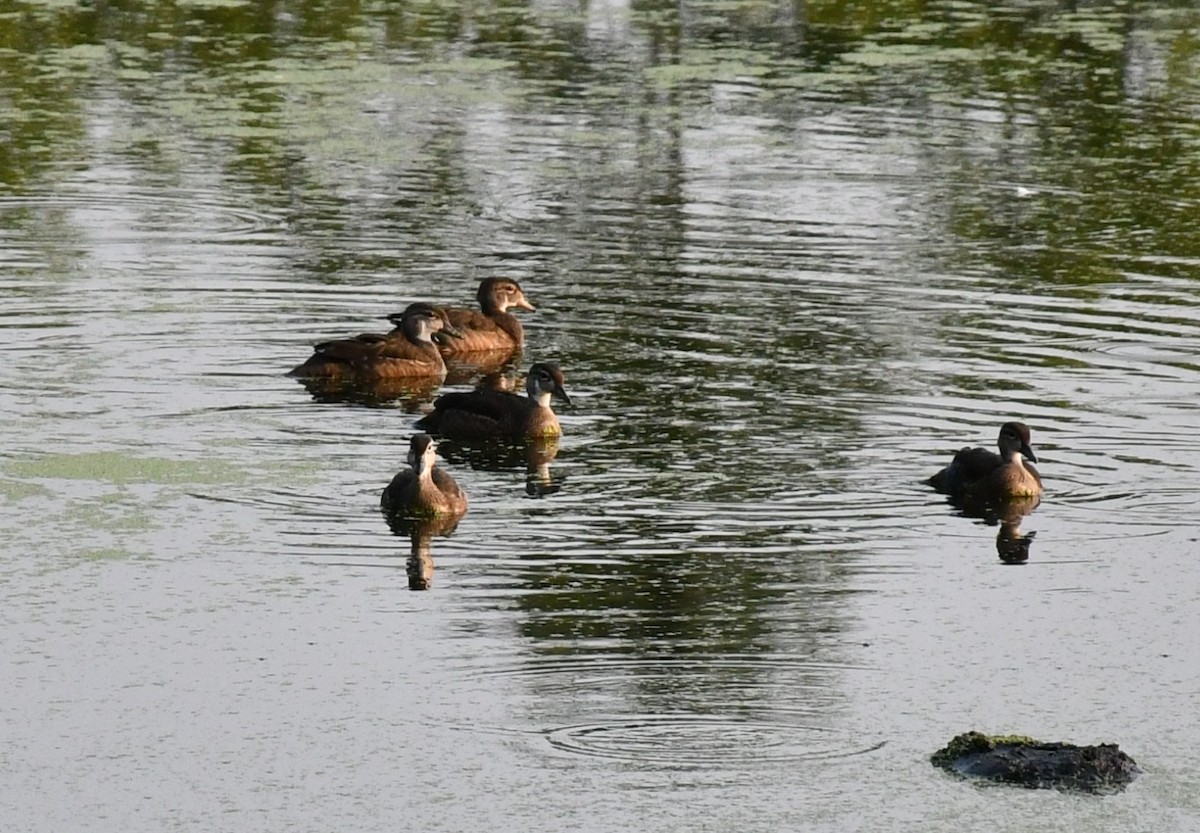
[0, 188, 286, 241]
[545, 715, 884, 766]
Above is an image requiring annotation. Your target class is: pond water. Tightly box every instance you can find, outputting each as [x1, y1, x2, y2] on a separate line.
[2, 0, 1200, 829]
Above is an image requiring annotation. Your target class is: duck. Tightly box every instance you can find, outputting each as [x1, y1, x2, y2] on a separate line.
[927, 421, 1043, 502]
[387, 278, 534, 355]
[381, 433, 469, 519]
[416, 361, 571, 440]
[290, 303, 455, 380]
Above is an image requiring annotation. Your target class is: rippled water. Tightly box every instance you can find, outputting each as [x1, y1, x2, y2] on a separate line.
[3, 1, 1200, 830]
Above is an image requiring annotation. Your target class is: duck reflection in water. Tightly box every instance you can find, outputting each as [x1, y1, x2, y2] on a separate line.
[433, 435, 564, 497]
[294, 374, 444, 409]
[471, 368, 522, 393]
[442, 356, 524, 391]
[385, 512, 464, 591]
[995, 500, 1039, 564]
[381, 434, 468, 590]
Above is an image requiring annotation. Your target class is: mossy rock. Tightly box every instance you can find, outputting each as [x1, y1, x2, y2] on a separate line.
[931, 731, 1140, 794]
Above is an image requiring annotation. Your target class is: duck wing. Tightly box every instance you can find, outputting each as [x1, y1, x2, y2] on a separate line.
[437, 307, 521, 353]
[289, 332, 391, 375]
[373, 336, 436, 361]
[442, 308, 501, 331]
[311, 332, 390, 361]
[418, 389, 532, 437]
[431, 467, 468, 510]
[380, 470, 417, 512]
[928, 446, 1002, 497]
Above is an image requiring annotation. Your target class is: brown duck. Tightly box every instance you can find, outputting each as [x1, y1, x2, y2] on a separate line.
[416, 362, 571, 440]
[388, 278, 534, 355]
[381, 433, 469, 519]
[927, 421, 1043, 503]
[290, 303, 454, 380]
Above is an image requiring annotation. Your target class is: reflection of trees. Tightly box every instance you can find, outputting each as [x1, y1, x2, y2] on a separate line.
[9, 0, 1193, 281]
[898, 4, 1200, 280]
[513, 522, 854, 649]
[0, 7, 90, 187]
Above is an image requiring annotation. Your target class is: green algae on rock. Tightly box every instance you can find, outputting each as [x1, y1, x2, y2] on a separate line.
[931, 731, 1141, 794]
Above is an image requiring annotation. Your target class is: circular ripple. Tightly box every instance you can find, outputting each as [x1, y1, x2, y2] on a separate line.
[545, 714, 884, 766]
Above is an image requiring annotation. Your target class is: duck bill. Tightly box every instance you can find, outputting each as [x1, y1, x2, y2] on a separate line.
[513, 297, 536, 312]
[1020, 443, 1038, 464]
[553, 383, 572, 406]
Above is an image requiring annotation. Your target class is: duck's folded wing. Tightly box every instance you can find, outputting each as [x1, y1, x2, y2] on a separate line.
[381, 471, 415, 510]
[949, 446, 1003, 480]
[311, 333, 389, 362]
[373, 338, 434, 361]
[432, 468, 467, 503]
[928, 446, 1003, 494]
[438, 389, 521, 418]
[443, 308, 501, 331]
[421, 389, 530, 434]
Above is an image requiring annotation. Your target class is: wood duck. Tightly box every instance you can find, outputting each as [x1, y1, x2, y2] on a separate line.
[290, 303, 454, 380]
[388, 278, 534, 355]
[416, 361, 571, 440]
[381, 433, 468, 519]
[927, 421, 1043, 502]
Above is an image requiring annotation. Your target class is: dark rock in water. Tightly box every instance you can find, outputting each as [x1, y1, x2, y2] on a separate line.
[931, 731, 1141, 794]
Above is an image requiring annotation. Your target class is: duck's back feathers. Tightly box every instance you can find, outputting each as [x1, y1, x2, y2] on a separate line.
[928, 446, 1003, 497]
[431, 467, 468, 507]
[417, 389, 537, 438]
[291, 335, 445, 379]
[439, 309, 523, 353]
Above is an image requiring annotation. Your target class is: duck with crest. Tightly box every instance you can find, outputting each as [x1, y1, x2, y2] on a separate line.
[381, 433, 468, 519]
[290, 303, 457, 380]
[417, 361, 571, 440]
[387, 278, 534, 355]
[927, 421, 1043, 503]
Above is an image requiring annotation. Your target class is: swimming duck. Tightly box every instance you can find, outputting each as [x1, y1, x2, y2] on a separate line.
[290, 303, 454, 380]
[927, 421, 1043, 502]
[381, 433, 469, 519]
[416, 361, 571, 440]
[388, 278, 534, 354]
